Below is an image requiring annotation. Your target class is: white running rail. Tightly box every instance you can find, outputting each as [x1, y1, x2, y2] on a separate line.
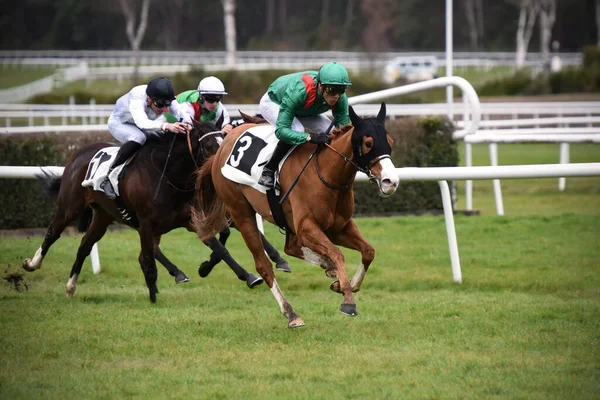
[2, 163, 599, 283]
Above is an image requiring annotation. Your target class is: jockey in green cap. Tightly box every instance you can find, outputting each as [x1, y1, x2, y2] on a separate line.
[257, 61, 352, 188]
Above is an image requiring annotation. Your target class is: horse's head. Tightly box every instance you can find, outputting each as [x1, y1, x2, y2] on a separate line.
[189, 117, 224, 164]
[349, 103, 399, 197]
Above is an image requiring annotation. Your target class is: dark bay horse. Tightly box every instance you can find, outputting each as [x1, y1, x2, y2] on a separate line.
[22, 119, 287, 302]
[193, 103, 400, 328]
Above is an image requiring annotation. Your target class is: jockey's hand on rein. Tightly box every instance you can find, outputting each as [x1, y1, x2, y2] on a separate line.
[164, 122, 190, 134]
[309, 132, 330, 144]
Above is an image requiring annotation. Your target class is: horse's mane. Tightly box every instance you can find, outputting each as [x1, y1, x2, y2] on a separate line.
[330, 124, 353, 142]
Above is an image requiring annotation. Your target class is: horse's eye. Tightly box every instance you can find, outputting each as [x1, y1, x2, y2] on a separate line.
[365, 141, 373, 149]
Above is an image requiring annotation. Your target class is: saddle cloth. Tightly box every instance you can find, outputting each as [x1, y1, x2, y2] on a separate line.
[81, 147, 130, 197]
[221, 125, 295, 194]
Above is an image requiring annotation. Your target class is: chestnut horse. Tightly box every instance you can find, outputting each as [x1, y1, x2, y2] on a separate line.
[194, 103, 399, 328]
[23, 119, 287, 302]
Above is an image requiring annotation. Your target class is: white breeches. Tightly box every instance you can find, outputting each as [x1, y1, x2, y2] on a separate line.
[259, 92, 333, 135]
[108, 115, 150, 145]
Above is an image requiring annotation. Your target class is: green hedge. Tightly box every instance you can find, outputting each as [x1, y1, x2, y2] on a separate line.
[0, 117, 456, 228]
[0, 131, 113, 229]
[353, 116, 457, 216]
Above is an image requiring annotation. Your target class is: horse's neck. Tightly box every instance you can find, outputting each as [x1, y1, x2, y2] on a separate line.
[319, 130, 356, 184]
[147, 139, 197, 183]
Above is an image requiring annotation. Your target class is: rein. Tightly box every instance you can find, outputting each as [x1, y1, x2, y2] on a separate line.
[315, 143, 392, 190]
[152, 129, 223, 200]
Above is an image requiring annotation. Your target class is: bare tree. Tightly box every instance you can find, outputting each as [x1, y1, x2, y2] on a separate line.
[119, 0, 150, 84]
[538, 0, 556, 72]
[360, 0, 397, 51]
[462, 0, 485, 50]
[596, 0, 600, 46]
[342, 0, 356, 47]
[221, 0, 237, 68]
[279, 0, 287, 36]
[319, 0, 331, 39]
[507, 0, 539, 69]
[266, 0, 275, 35]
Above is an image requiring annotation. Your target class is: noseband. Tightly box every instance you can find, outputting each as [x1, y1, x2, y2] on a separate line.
[188, 130, 224, 169]
[315, 143, 391, 190]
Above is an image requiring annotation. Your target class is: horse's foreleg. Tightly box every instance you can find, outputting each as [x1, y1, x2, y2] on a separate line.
[260, 232, 291, 273]
[201, 237, 263, 289]
[66, 209, 112, 298]
[331, 220, 375, 294]
[138, 222, 159, 303]
[154, 237, 190, 284]
[197, 227, 231, 278]
[298, 218, 357, 317]
[232, 211, 304, 328]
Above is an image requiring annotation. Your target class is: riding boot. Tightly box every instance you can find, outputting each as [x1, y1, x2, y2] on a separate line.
[101, 141, 142, 199]
[258, 141, 294, 188]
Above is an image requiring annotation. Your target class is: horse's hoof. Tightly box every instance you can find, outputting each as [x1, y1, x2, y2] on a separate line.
[246, 274, 264, 289]
[329, 280, 343, 293]
[325, 267, 337, 279]
[65, 286, 76, 298]
[340, 303, 358, 316]
[288, 317, 306, 328]
[22, 260, 36, 272]
[175, 272, 190, 284]
[198, 261, 215, 278]
[275, 261, 292, 273]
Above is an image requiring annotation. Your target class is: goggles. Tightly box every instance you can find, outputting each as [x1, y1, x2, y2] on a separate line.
[202, 95, 222, 104]
[153, 100, 171, 108]
[323, 85, 347, 96]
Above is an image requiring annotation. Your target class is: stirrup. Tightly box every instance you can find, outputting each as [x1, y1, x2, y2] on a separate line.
[100, 177, 116, 199]
[258, 168, 275, 188]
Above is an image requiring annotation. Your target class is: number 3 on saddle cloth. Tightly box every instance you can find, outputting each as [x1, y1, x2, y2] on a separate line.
[81, 147, 138, 225]
[221, 125, 295, 230]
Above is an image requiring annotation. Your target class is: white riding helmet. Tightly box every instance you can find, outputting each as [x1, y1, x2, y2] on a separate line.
[197, 76, 228, 96]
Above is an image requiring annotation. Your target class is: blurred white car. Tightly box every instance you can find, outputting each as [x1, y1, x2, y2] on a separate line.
[382, 56, 438, 84]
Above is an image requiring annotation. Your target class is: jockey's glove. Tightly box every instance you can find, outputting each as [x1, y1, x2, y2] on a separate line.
[309, 132, 330, 144]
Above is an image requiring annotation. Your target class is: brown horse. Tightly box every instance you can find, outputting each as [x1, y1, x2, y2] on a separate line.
[22, 118, 287, 302]
[193, 103, 400, 328]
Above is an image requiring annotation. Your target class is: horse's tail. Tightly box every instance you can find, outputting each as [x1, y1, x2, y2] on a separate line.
[36, 169, 92, 233]
[36, 170, 62, 198]
[192, 155, 228, 240]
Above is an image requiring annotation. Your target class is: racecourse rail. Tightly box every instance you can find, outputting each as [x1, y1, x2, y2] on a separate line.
[2, 163, 599, 284]
[2, 75, 600, 214]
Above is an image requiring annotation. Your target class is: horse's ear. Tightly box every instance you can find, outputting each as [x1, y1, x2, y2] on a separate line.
[239, 110, 253, 123]
[377, 102, 386, 124]
[192, 119, 201, 130]
[349, 106, 361, 126]
[216, 113, 225, 130]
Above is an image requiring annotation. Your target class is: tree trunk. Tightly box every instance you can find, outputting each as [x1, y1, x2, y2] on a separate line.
[538, 0, 556, 73]
[463, 0, 480, 50]
[222, 0, 237, 68]
[515, 0, 538, 69]
[342, 0, 355, 47]
[279, 0, 287, 36]
[320, 0, 330, 39]
[119, 0, 150, 85]
[266, 0, 274, 35]
[596, 0, 600, 46]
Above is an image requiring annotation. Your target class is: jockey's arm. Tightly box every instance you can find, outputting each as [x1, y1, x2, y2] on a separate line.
[274, 92, 310, 145]
[169, 101, 194, 125]
[129, 95, 164, 131]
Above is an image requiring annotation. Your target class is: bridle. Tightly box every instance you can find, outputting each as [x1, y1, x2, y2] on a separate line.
[314, 142, 392, 190]
[187, 129, 223, 170]
[152, 129, 223, 197]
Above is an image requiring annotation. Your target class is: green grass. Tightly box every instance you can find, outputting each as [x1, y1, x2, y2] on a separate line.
[0, 66, 56, 89]
[1, 154, 599, 398]
[456, 142, 600, 216]
[1, 213, 598, 399]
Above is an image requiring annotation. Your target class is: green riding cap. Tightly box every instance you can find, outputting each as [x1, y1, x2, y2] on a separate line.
[316, 62, 352, 86]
